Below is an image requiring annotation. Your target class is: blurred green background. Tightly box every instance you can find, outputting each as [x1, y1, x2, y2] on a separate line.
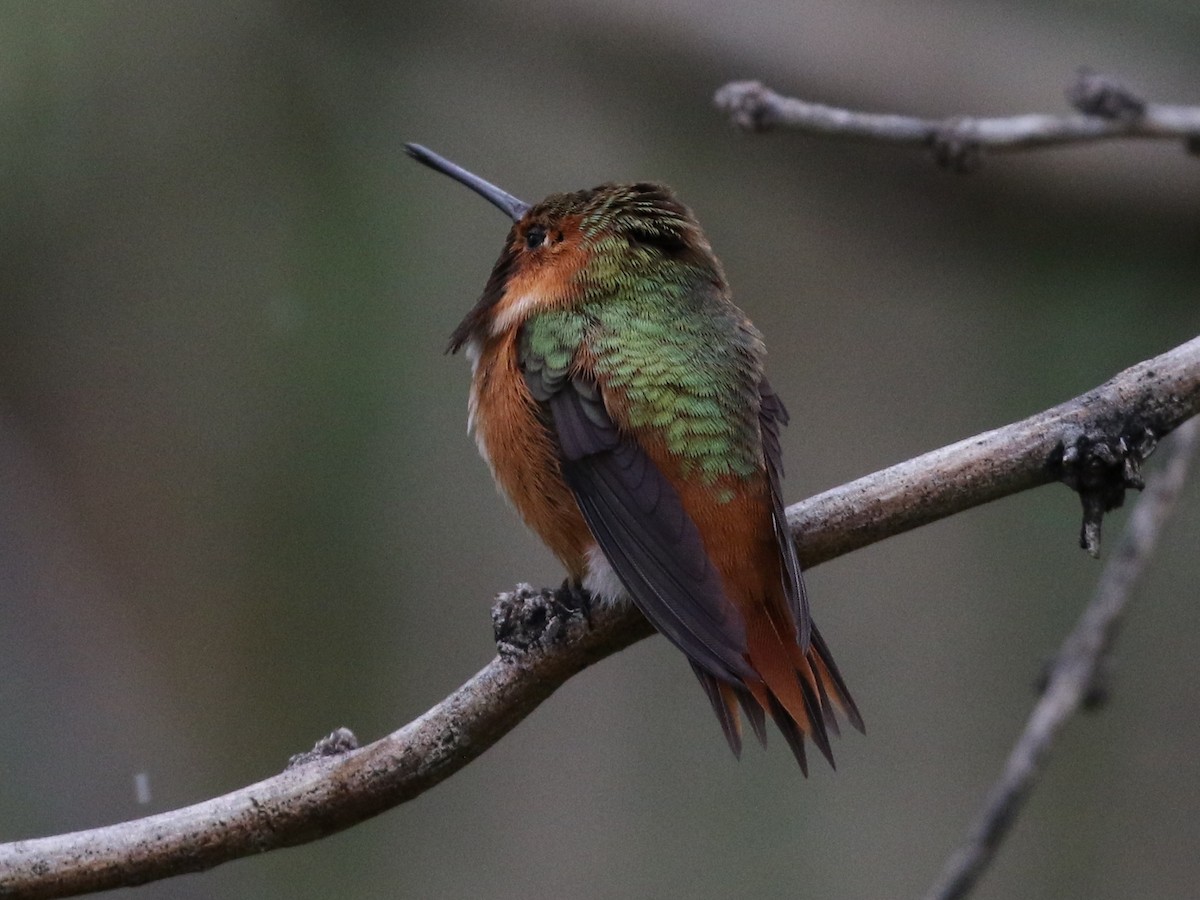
[1, 2, 1197, 898]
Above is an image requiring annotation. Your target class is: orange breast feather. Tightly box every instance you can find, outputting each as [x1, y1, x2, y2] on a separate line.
[471, 329, 593, 577]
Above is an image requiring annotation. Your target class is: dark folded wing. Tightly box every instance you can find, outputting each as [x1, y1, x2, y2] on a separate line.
[527, 363, 754, 685]
[758, 377, 811, 650]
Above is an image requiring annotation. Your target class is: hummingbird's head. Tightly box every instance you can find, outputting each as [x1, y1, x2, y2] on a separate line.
[406, 145, 724, 353]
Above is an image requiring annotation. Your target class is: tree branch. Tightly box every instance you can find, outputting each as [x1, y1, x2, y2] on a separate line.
[791, 335, 1200, 564]
[714, 71, 1200, 169]
[1, 336, 1198, 898]
[924, 415, 1200, 900]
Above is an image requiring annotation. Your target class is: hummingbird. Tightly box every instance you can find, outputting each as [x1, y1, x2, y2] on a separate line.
[406, 144, 863, 771]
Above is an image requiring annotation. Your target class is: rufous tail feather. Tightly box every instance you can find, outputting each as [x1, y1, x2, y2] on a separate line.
[689, 618, 862, 773]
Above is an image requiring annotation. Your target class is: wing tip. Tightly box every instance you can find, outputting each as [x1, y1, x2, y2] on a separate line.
[809, 624, 865, 735]
[690, 661, 744, 759]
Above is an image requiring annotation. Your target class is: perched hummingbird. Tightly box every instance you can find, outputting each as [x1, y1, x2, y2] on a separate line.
[407, 144, 863, 771]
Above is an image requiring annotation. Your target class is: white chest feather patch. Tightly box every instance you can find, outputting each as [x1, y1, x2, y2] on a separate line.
[583, 543, 630, 607]
[463, 337, 495, 474]
[490, 292, 539, 337]
[464, 337, 483, 375]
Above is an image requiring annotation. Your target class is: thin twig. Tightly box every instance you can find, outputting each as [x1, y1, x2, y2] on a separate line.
[1, 338, 1198, 899]
[714, 73, 1200, 169]
[924, 416, 1200, 900]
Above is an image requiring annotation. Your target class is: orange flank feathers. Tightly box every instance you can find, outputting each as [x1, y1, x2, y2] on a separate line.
[468, 327, 593, 576]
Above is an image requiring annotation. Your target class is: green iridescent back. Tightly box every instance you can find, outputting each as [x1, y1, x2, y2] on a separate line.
[520, 183, 767, 487]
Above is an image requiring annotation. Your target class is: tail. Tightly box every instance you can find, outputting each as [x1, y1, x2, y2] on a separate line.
[691, 621, 863, 774]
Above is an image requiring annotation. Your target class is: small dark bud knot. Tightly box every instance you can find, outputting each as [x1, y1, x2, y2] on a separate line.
[1066, 69, 1146, 122]
[286, 727, 360, 769]
[930, 121, 983, 173]
[1081, 668, 1112, 711]
[492, 582, 591, 657]
[1056, 426, 1157, 557]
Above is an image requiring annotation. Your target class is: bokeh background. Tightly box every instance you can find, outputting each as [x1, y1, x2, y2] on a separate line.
[1, 2, 1197, 898]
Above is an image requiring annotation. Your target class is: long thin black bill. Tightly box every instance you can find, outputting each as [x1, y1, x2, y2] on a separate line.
[404, 144, 531, 222]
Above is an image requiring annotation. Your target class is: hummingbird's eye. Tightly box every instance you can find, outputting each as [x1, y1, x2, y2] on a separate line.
[525, 225, 547, 249]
